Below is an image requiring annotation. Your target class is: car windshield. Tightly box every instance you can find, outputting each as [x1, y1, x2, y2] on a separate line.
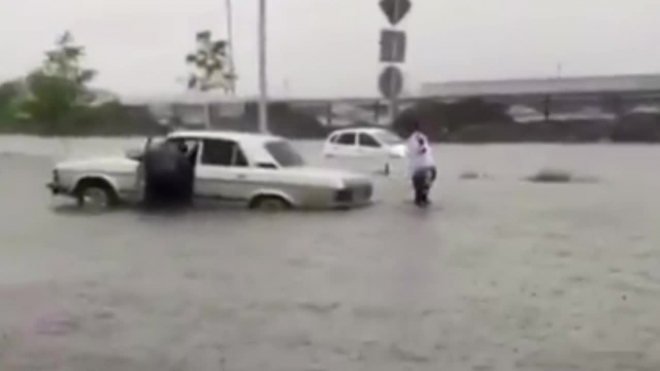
[372, 130, 404, 145]
[264, 140, 305, 167]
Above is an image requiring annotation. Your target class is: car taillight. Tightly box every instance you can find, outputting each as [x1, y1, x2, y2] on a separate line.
[389, 146, 405, 158]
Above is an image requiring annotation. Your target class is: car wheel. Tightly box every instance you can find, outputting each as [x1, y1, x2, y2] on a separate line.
[249, 195, 291, 211]
[75, 180, 118, 210]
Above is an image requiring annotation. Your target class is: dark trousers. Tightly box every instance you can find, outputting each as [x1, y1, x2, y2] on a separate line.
[412, 166, 437, 205]
[144, 172, 193, 208]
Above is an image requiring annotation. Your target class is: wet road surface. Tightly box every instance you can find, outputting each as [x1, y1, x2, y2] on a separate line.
[2, 142, 660, 370]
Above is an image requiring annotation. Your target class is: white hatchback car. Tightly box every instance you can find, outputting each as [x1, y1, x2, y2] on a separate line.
[47, 130, 374, 210]
[322, 128, 406, 174]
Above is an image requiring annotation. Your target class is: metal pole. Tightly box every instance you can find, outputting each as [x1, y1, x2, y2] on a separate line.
[205, 101, 212, 129]
[258, 0, 269, 133]
[225, 0, 236, 95]
[388, 0, 401, 124]
[557, 63, 563, 79]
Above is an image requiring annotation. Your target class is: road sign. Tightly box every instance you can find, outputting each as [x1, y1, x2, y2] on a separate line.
[379, 0, 412, 26]
[379, 29, 406, 63]
[379, 66, 403, 100]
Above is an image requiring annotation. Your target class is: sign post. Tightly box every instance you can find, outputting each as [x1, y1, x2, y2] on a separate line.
[379, 66, 403, 100]
[378, 0, 411, 124]
[379, 0, 411, 26]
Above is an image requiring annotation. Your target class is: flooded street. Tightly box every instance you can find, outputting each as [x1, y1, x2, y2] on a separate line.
[2, 137, 660, 370]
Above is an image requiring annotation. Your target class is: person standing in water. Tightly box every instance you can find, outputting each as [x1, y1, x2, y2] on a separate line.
[406, 120, 437, 206]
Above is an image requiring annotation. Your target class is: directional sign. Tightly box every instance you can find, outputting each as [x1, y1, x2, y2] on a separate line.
[379, 66, 403, 100]
[379, 0, 412, 26]
[379, 29, 406, 63]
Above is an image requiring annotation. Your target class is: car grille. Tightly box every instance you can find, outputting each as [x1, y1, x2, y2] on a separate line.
[335, 183, 373, 203]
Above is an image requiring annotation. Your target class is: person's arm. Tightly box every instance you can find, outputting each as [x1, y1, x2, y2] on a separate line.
[417, 134, 428, 155]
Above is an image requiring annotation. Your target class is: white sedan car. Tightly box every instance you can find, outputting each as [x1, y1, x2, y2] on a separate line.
[322, 127, 407, 174]
[47, 131, 374, 210]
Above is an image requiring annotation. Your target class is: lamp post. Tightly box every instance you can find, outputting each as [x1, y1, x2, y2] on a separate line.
[225, 0, 236, 95]
[257, 0, 269, 133]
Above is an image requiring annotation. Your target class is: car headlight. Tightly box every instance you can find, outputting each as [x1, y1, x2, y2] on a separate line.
[52, 169, 60, 184]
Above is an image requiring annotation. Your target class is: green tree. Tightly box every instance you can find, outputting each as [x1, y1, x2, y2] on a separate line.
[185, 30, 236, 93]
[21, 31, 96, 133]
[0, 81, 18, 106]
[0, 81, 20, 125]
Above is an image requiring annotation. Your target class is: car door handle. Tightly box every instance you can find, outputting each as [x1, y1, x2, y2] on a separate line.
[236, 174, 246, 180]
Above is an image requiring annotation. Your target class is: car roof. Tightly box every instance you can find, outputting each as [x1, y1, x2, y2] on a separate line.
[168, 130, 283, 144]
[328, 127, 391, 136]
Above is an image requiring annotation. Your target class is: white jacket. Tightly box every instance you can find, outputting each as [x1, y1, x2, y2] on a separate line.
[406, 131, 435, 173]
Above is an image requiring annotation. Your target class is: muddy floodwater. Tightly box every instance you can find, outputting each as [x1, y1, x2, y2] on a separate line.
[1, 136, 660, 370]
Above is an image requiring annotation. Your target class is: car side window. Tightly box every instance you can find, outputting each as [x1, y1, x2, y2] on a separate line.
[163, 138, 200, 163]
[358, 133, 381, 148]
[232, 144, 249, 167]
[167, 138, 199, 153]
[337, 133, 356, 145]
[201, 139, 248, 167]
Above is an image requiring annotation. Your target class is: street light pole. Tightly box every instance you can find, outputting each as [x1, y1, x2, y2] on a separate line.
[225, 0, 236, 95]
[257, 0, 269, 133]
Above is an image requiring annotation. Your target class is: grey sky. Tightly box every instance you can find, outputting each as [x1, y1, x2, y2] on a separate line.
[1, 0, 659, 99]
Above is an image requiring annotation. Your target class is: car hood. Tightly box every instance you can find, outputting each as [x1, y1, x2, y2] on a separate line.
[277, 167, 372, 188]
[55, 156, 139, 173]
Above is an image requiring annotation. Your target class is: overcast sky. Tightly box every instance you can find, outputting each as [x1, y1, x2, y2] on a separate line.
[1, 0, 659, 100]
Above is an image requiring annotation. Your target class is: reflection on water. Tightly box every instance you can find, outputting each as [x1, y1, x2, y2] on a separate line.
[1, 136, 660, 370]
[3, 134, 660, 182]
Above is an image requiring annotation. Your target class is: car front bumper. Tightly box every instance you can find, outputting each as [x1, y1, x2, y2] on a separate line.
[47, 182, 69, 196]
[332, 182, 373, 208]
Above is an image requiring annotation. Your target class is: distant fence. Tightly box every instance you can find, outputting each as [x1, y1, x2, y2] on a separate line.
[0, 103, 164, 137]
[4, 92, 660, 142]
[155, 92, 660, 142]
